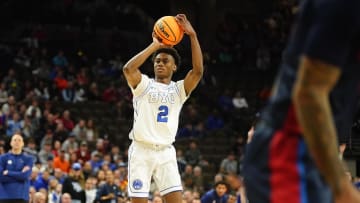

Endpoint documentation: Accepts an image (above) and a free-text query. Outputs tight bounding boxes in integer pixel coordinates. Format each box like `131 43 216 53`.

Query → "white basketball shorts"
128 141 183 198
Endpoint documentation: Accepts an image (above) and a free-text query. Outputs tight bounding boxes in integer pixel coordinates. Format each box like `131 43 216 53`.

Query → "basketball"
153 16 184 46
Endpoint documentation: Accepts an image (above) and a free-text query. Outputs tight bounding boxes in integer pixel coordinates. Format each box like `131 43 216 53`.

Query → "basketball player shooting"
122 14 203 203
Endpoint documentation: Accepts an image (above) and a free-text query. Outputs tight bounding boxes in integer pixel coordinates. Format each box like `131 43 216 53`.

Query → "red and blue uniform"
243 0 360 202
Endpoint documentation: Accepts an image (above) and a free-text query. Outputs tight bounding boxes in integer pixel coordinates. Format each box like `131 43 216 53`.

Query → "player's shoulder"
141 74 150 79
174 79 184 85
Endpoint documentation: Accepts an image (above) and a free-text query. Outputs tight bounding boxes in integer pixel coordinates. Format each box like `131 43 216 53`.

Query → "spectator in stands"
102 153 116 171
2 68 21 100
33 80 51 101
23 138 39 163
82 161 93 180
53 122 69 143
182 189 193 203
91 138 105 158
32 60 51 81
226 174 247 203
181 164 194 190
62 163 86 203
76 141 91 164
85 119 99 148
102 82 120 103
87 82 101 101
43 156 55 175
38 141 54 164
52 140 62 157
52 50 69 68
176 149 187 174
6 112 23 137
185 141 202 167
69 151 79 167
109 145 121 165
85 177 97 203
219 151 238 175
41 113 57 134
62 80 76 102
60 110 75 131
77 67 90 87
30 166 40 188
74 83 87 103
193 166 204 194
205 109 224 131
72 119 87 141
218 89 234 113
29 186 37 203
17 102 26 116
96 170 106 186
40 128 54 149
61 132 79 152
22 115 35 138
53 168 66 184
26 97 42 119
200 181 228 203
48 178 61 203
34 168 51 191
60 193 72 203
53 149 70 173
1 95 16 117
90 152 103 174
53 69 68 92
95 170 121 203
232 91 248 109
32 191 47 203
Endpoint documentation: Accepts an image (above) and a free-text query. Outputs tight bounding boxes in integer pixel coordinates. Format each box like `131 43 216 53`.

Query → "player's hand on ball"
152 32 173 48
175 14 196 36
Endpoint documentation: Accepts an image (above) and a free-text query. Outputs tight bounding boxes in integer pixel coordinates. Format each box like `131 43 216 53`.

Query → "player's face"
154 53 176 78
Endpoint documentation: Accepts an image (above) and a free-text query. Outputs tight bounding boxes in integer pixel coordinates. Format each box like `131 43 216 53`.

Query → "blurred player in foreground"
243 0 360 202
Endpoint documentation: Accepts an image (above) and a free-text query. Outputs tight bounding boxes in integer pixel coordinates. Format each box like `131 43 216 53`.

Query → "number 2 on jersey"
157 105 168 122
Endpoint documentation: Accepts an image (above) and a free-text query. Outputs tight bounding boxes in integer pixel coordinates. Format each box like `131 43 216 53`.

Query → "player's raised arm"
175 14 204 95
122 34 164 89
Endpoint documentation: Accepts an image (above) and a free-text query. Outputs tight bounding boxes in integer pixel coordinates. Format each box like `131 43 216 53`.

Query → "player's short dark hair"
152 47 181 67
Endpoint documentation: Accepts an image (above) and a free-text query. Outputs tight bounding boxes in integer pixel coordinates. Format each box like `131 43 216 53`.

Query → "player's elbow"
193 65 204 77
122 64 131 75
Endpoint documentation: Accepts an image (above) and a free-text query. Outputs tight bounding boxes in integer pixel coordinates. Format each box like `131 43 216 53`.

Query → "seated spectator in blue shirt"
34 168 51 191
200 180 228 203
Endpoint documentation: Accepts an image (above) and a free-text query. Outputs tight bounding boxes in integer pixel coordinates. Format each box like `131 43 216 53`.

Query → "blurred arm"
293 56 344 195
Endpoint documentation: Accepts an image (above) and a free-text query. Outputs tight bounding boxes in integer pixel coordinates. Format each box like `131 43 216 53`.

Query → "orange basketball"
153 16 184 46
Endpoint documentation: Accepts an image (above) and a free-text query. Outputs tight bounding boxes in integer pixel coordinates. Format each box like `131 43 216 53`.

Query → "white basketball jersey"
128 74 188 145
